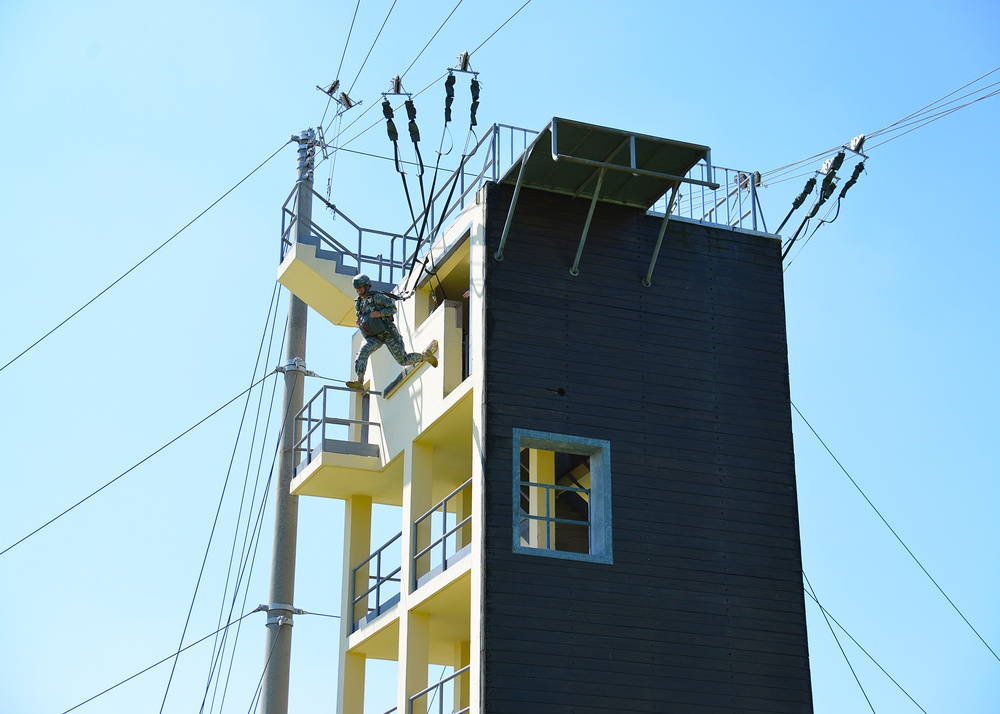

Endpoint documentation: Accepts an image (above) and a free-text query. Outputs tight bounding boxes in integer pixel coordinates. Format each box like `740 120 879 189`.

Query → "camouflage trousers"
354 324 423 380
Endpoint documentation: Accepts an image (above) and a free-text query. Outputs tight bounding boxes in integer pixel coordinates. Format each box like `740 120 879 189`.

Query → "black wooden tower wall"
481 182 813 713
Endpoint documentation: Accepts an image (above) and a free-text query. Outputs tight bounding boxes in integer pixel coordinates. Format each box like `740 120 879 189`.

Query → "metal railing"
413 479 472 587
650 165 767 232
293 385 380 471
351 531 402 631
409 666 471 714
280 185 419 285
280 123 767 286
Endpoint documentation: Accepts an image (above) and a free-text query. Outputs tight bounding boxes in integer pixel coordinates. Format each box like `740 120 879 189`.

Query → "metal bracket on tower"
643 185 679 287
275 357 316 377
569 166 607 276
265 602 305 627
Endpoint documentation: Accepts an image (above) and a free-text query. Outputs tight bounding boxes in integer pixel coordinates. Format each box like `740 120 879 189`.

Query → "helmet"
352 274 372 289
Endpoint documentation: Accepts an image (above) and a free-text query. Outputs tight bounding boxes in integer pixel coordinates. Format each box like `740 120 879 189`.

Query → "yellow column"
404 442 434 588
454 640 471 713
338 495 372 714
528 449 556 549
398 610 430 712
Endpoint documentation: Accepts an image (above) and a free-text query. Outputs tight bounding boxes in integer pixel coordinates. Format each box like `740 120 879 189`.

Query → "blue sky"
1 1 999 712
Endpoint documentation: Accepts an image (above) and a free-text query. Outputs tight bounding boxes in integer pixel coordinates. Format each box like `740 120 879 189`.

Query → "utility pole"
260 129 316 714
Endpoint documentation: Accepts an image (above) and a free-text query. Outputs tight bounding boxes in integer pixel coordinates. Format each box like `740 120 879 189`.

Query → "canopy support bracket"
643 186 678 288
570 166 607 276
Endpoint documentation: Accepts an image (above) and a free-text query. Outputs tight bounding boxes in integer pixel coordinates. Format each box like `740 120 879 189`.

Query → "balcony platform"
290 449 404 506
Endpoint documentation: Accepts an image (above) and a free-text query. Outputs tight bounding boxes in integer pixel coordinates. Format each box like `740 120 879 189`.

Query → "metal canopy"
495 118 719 285
498 117 718 210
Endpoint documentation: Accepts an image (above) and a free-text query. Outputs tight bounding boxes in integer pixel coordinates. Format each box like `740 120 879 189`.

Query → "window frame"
511 428 613 564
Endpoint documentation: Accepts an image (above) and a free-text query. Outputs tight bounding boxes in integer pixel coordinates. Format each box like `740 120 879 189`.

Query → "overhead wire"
802 574 929 713
60 606 265 714
324 0 533 158
0 369 278 558
0 139 293 377
399 0 465 82
319 0 363 130
203 290 286 714
791 401 1000 664
158 285 287 713
763 66 999 188
803 572 877 714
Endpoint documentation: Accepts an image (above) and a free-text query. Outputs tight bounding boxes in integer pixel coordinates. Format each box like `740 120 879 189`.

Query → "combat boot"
423 341 439 368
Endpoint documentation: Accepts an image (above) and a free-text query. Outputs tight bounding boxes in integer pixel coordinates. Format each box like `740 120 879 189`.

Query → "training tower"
277 118 813 713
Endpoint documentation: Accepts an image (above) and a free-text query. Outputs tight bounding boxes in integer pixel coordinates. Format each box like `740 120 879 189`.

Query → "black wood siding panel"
482 183 813 713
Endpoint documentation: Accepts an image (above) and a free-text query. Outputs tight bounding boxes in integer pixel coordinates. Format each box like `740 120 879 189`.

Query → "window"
512 429 612 564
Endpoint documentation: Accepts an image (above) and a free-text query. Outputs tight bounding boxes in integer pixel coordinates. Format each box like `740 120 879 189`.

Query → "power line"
399 0 465 81
347 0 399 97
803 571 876 714
803 573 929 713
791 400 1000 664
202 289 285 714
0 139 293 377
159 287 288 713
762 67 1000 187
0 369 278 558
326 0 533 157
60 606 265 714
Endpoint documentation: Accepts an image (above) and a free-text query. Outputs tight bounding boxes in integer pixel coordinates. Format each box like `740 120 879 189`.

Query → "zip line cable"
158 288 288 713
60 607 265 714
0 370 278 558
0 139 293 377
802 574 929 713
803 572 877 714
791 401 1000 664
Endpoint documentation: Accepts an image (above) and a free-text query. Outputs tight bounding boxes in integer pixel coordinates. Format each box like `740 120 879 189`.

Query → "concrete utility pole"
260 129 316 714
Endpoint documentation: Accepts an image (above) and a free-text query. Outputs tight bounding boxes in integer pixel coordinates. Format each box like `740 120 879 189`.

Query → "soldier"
346 273 437 390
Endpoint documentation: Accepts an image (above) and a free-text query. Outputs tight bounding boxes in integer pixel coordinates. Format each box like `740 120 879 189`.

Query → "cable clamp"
275 357 316 377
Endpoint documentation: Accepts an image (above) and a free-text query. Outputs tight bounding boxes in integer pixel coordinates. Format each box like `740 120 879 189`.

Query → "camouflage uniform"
353 291 424 382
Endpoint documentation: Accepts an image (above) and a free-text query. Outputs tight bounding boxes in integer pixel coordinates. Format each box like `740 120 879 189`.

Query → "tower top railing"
280 123 768 286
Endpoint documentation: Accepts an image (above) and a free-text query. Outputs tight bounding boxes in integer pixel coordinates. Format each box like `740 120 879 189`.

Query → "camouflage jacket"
355 291 397 322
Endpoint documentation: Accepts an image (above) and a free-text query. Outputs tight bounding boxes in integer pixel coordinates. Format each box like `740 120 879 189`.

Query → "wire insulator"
386 118 398 142
470 100 479 127
470 78 480 101
792 177 816 210
838 162 864 200
408 120 420 143
382 100 394 120
444 74 455 123
405 99 417 122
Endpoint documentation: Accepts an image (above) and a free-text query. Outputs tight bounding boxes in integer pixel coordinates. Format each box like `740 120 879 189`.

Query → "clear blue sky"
2 1 999 712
